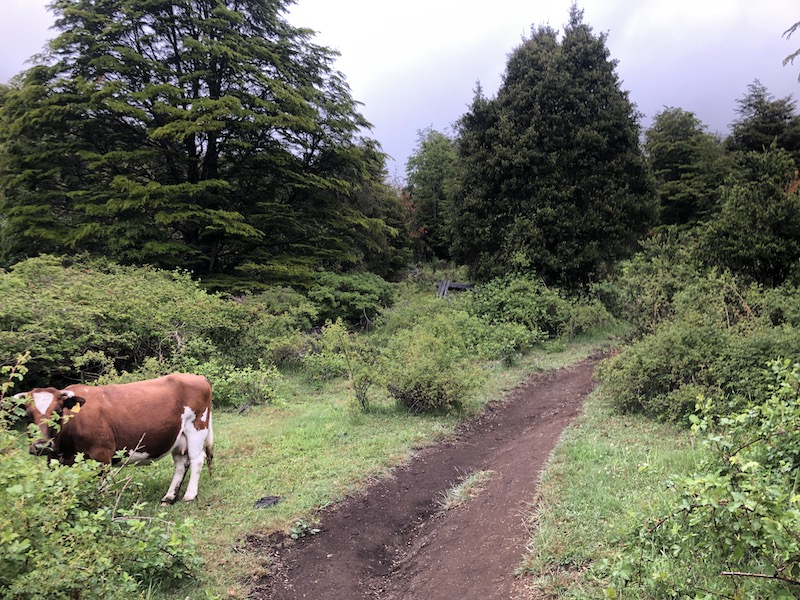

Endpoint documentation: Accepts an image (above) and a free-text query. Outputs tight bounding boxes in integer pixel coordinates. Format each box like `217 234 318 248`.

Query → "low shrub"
302 319 379 411
96 357 282 412
599 273 800 422
468 274 571 337
307 271 395 325
0 255 244 387
381 314 482 414
226 287 318 367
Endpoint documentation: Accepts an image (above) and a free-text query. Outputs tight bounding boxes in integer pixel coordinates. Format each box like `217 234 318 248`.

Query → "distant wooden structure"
436 280 474 298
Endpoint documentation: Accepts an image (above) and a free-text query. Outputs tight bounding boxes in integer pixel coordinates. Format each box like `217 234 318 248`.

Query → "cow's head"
13 388 86 458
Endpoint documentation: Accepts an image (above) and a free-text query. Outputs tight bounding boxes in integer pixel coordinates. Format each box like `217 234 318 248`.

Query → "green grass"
438 469 494 510
122 336 618 599
517 389 704 599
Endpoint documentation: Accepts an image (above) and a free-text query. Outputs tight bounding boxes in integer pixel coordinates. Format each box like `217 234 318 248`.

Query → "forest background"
1 1 800 598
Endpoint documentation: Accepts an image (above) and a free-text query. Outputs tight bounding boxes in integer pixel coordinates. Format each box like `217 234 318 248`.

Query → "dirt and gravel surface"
249 356 600 600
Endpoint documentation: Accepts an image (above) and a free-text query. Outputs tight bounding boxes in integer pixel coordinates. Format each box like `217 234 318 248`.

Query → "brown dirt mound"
249 356 600 600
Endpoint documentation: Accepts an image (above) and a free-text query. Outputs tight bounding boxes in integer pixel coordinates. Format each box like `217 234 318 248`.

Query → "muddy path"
250 357 599 600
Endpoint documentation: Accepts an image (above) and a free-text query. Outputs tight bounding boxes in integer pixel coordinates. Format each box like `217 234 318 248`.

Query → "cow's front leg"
161 449 188 505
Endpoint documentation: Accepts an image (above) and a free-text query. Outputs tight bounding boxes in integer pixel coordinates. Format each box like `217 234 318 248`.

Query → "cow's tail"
205 413 214 479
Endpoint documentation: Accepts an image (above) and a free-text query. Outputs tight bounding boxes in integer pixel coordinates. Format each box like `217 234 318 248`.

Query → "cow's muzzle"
29 440 54 457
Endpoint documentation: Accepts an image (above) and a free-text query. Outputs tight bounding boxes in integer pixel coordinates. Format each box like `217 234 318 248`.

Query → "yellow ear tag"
71 404 81 414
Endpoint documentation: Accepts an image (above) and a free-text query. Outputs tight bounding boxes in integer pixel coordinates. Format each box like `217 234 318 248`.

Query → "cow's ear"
61 392 85 412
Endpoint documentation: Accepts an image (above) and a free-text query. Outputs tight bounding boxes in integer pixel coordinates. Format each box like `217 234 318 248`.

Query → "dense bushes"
0 256 243 387
612 360 800 598
381 313 483 413
600 270 800 421
0 359 200 599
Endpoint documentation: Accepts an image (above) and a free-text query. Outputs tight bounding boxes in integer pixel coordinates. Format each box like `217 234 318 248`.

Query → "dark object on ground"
254 496 282 509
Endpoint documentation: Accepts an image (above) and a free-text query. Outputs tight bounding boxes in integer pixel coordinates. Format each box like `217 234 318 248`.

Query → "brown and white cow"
15 373 214 504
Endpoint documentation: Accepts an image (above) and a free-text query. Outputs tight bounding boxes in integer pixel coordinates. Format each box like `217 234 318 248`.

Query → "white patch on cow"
162 406 211 503
200 407 209 423
32 392 54 415
127 451 152 464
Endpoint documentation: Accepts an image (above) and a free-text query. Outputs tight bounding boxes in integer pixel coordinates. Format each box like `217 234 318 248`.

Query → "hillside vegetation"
1 2 800 598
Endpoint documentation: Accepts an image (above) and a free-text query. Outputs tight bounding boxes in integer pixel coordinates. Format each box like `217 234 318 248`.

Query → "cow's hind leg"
161 445 189 505
182 418 210 502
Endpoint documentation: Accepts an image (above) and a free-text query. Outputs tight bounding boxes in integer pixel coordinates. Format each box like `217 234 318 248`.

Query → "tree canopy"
404 127 457 260
644 107 729 227
726 80 800 161
448 6 656 287
0 0 406 286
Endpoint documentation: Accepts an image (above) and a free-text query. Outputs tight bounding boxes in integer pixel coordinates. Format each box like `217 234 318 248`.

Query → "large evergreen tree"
449 6 656 286
726 80 800 161
698 147 800 286
0 0 401 284
644 107 729 227
404 127 457 259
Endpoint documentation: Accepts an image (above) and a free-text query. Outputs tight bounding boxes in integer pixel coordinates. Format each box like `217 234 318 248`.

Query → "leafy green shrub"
612 360 800 598
0 359 200 599
447 310 543 366
563 296 616 339
227 288 317 367
197 360 282 411
612 229 700 332
599 273 800 421
468 274 570 337
307 271 395 325
302 319 379 410
96 357 282 412
0 255 246 386
381 314 483 414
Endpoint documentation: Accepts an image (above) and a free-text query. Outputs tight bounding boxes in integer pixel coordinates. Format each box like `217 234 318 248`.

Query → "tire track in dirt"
250 356 600 600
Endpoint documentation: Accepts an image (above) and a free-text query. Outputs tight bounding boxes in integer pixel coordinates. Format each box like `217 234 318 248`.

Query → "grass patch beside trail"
518 388 703 599
129 336 617 599
438 469 494 510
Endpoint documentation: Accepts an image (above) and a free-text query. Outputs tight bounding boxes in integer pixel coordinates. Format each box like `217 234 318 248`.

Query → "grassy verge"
517 387 704 599
126 336 618 598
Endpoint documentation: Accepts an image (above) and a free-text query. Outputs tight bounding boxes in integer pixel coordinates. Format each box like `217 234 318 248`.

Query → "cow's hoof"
182 496 197 503
160 496 176 506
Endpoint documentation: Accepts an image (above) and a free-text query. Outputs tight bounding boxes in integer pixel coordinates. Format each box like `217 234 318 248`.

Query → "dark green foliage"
698 147 800 286
0 0 405 286
726 80 800 161
449 7 656 287
404 127 458 259
307 271 395 325
644 107 730 226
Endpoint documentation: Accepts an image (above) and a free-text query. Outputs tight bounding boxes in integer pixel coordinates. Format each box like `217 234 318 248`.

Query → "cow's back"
65 373 212 462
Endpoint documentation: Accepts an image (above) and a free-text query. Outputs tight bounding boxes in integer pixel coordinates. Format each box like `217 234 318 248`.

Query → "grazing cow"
15 373 213 504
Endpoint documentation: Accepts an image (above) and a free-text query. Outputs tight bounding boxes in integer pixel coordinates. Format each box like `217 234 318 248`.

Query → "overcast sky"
1 1 798 180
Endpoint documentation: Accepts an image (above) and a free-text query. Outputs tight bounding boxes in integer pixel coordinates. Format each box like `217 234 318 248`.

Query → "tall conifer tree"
450 6 656 286
0 0 400 283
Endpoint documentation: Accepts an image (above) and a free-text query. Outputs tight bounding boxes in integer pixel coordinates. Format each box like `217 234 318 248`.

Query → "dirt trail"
250 357 599 600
